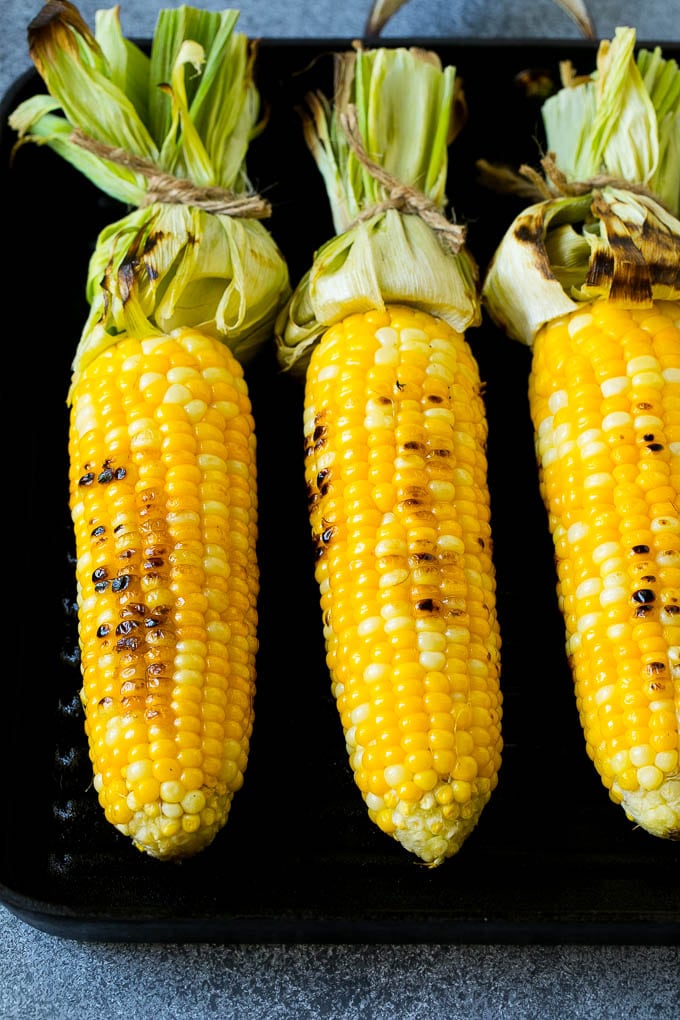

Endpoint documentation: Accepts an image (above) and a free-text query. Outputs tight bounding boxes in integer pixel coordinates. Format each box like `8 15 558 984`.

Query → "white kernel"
567 312 594 336
438 534 465 554
350 704 370 726
655 750 678 772
429 480 455 501
592 541 620 563
594 684 616 706
365 793 384 812
629 745 653 767
576 578 601 599
365 411 393 429
399 327 429 344
364 663 390 683
600 587 627 606
537 415 554 438
584 472 615 490
445 625 470 644
633 372 663 389
185 399 207 420
168 366 200 384
548 390 568 414
181 790 206 814
417 631 446 652
610 749 630 773
634 414 663 431
385 764 408 786
375 538 408 557
567 521 589 544
375 326 398 346
663 367 680 383
375 348 399 365
420 650 446 670
553 422 572 445
637 765 663 790
652 516 679 533
379 569 410 588
602 411 632 431
600 376 629 397
384 615 413 634
318 365 339 380
160 781 185 803
358 616 383 637
164 383 192 404
627 355 660 374
577 611 601 634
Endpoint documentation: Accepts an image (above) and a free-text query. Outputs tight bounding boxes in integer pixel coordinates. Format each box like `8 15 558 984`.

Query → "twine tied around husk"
70 127 272 218
339 104 466 255
477 151 668 209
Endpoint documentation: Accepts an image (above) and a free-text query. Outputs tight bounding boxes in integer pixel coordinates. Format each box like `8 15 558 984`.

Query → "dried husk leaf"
482 27 680 347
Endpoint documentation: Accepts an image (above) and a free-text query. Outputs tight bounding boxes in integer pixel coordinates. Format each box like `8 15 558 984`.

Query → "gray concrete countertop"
2 1 679 1017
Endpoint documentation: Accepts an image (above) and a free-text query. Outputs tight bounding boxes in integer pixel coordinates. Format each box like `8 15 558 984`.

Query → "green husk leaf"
482 28 680 347
541 26 680 214
8 2 290 388
276 45 480 376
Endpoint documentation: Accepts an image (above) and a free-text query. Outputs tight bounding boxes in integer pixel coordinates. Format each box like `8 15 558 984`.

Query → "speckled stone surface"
2 1 679 1017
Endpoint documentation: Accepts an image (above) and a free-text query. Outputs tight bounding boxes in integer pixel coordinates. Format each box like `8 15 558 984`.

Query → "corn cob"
278 46 502 866
482 28 680 838
70 329 257 857
10 2 289 858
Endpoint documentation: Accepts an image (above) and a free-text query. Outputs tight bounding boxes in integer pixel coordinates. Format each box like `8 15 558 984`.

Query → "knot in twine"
71 128 272 219
478 151 665 209
521 153 664 205
339 105 466 255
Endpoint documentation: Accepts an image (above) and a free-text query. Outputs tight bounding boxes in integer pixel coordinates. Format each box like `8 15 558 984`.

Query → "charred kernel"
98 697 113 708
96 624 110 638
116 620 140 636
632 589 656 604
322 527 335 543
79 473 95 486
120 603 147 618
92 567 108 582
634 605 654 617
98 468 114 483
116 635 143 651
91 526 106 537
114 467 127 479
415 598 441 613
631 545 651 555
144 557 164 569
111 574 132 592
94 580 109 593
645 662 666 674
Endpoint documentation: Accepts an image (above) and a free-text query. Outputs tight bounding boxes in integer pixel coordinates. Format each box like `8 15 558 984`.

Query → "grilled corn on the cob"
278 45 502 866
10 2 289 858
482 27 680 838
70 329 258 857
